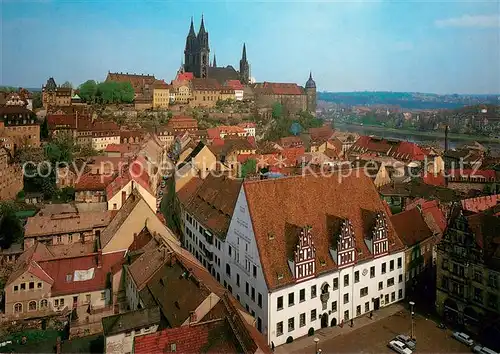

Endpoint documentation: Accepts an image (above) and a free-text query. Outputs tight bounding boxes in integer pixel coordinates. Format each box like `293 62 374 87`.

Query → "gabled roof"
101 191 142 247
390 208 434 247
254 82 304 95
243 171 404 290
184 175 243 240
75 172 117 191
191 78 222 91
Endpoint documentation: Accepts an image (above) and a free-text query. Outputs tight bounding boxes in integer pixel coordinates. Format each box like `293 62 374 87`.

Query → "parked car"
161 181 166 188
388 340 413 354
395 335 416 351
473 345 498 354
452 332 474 346
159 190 164 196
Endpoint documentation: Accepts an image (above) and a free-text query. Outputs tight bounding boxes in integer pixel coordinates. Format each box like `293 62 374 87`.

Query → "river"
335 123 500 151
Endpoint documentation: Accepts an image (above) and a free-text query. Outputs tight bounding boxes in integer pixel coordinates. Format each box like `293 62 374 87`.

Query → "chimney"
97 249 103 269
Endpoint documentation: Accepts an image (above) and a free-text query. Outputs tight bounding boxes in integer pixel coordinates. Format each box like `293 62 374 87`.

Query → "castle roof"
305 72 316 89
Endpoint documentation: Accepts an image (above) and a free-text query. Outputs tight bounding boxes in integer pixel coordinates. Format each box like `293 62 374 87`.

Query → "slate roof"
102 307 161 336
208 66 240 85
243 171 404 290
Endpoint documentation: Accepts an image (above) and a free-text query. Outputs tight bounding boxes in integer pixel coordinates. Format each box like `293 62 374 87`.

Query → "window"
311 309 317 321
28 301 37 311
170 343 177 352
288 317 295 332
277 296 283 310
370 266 375 278
331 301 337 312
398 289 403 299
253 265 257 278
13 285 18 292
344 310 349 321
236 274 240 287
343 293 349 304
258 293 262 308
354 271 359 283
276 322 283 336
228 245 232 257
365 302 370 312
14 303 22 313
385 294 389 304
391 292 396 302
66 274 72 282
344 274 349 287
360 287 368 297
86 294 91 303
246 282 249 296
333 277 339 290
20 283 26 290
299 289 305 302
387 277 395 287
399 274 403 283
251 287 255 301
378 281 383 290
226 264 231 276
288 292 294 306
311 285 317 298
381 263 387 274
40 299 48 309
356 305 361 316
298 313 306 328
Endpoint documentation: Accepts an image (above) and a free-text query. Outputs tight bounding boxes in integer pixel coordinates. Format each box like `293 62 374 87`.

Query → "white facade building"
178 172 406 347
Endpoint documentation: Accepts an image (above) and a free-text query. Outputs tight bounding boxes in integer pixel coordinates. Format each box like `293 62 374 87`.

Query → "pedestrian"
350 318 353 327
271 341 275 352
370 310 373 319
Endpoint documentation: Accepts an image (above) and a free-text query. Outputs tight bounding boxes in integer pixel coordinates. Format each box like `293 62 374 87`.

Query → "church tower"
184 17 197 74
239 43 250 84
196 15 210 78
305 72 317 116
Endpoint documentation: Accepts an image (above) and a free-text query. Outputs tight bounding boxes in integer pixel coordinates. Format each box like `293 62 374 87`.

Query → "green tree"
61 81 73 89
40 117 49 140
32 92 43 109
0 86 17 93
272 102 283 119
119 82 135 103
239 159 257 178
78 80 98 103
0 203 23 249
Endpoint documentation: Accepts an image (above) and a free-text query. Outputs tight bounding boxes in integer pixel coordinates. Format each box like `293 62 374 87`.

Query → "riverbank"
335 123 499 144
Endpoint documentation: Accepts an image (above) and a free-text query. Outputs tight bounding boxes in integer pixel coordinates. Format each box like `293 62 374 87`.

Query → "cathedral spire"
199 14 206 35
242 43 247 61
188 16 196 37
213 53 217 67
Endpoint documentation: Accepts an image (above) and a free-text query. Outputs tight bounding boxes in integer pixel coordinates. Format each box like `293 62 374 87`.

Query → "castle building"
42 78 72 110
183 16 250 85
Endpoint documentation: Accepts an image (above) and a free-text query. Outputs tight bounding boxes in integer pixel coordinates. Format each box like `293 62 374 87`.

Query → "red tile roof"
261 82 304 95
134 321 239 354
224 80 244 90
309 126 334 142
406 199 447 234
390 208 434 246
351 136 428 161
38 250 125 296
448 169 497 180
461 194 500 213
75 173 116 191
238 122 256 128
243 172 404 290
422 172 446 187
176 72 194 81
395 141 426 161
280 147 306 166
278 136 303 148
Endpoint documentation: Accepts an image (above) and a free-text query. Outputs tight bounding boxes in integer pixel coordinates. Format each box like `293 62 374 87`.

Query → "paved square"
288 310 471 353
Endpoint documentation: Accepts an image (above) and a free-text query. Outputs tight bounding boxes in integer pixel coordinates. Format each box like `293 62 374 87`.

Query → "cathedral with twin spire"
183 16 250 85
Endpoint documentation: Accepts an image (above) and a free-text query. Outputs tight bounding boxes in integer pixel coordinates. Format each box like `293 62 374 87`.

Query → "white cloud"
435 14 500 28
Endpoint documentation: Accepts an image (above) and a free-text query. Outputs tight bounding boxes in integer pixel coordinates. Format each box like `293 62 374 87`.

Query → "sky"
1 0 499 94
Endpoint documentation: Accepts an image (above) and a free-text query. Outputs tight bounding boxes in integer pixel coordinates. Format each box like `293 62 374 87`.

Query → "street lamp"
409 301 415 340
314 337 320 354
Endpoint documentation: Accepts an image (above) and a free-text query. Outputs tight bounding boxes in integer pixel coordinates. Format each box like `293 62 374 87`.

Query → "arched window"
40 299 48 309
14 303 22 313
28 301 37 311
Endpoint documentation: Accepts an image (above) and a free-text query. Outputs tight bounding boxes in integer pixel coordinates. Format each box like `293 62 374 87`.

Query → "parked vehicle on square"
388 340 413 354
473 345 498 354
395 335 416 351
452 332 474 346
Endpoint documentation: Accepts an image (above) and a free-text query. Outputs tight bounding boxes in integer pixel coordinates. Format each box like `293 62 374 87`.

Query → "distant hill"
318 91 499 110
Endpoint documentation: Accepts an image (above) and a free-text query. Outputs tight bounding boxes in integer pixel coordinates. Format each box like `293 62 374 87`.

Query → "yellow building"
42 77 72 109
153 80 170 109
